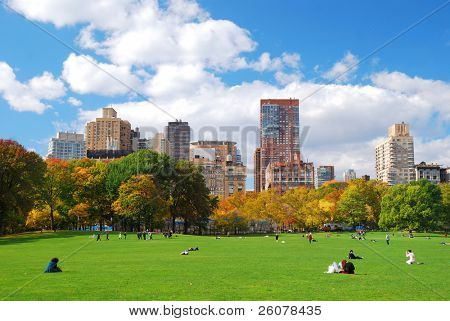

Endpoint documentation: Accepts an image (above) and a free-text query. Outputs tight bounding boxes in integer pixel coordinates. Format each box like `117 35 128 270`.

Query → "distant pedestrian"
275 233 279 242
137 231 141 240
118 232 122 240
143 231 147 240
96 233 101 241
106 231 109 240
149 231 153 240
386 234 390 245
124 231 127 240
307 232 313 244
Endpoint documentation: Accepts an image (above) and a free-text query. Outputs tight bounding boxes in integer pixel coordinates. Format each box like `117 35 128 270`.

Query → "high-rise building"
152 132 166 154
343 169 356 182
47 132 85 160
85 108 132 154
254 148 261 192
314 165 335 188
375 122 415 185
255 98 302 191
165 120 190 160
190 141 246 197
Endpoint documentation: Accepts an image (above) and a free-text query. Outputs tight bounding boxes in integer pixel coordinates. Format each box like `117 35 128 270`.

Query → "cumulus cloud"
322 52 359 83
0 62 65 113
62 53 141 96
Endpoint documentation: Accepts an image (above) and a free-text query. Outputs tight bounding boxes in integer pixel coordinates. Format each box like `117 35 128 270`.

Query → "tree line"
0 139 448 235
213 178 449 234
0 140 216 235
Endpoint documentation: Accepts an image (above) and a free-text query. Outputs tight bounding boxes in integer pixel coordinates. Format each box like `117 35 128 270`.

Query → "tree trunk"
50 206 55 231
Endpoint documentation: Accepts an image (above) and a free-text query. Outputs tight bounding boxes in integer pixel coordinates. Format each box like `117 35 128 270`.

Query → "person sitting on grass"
339 260 355 274
348 250 363 259
325 261 340 273
188 247 199 251
405 249 423 265
44 258 62 273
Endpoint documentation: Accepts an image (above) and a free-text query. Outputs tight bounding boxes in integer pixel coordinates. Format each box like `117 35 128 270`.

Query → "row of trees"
213 179 449 233
1 139 448 235
0 140 216 235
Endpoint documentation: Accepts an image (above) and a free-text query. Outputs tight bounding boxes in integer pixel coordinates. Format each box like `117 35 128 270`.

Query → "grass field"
0 231 449 301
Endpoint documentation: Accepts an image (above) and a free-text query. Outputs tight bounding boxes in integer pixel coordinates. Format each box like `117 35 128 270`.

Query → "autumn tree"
113 175 168 230
36 159 73 231
0 140 45 234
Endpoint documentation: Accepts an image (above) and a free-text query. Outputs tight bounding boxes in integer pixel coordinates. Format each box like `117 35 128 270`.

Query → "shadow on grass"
0 231 89 246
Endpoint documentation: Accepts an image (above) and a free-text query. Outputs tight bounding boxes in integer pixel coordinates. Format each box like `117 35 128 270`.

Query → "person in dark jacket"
44 258 62 273
348 250 363 259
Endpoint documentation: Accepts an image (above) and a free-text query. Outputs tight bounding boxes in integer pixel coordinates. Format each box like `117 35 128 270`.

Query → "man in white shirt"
406 250 416 264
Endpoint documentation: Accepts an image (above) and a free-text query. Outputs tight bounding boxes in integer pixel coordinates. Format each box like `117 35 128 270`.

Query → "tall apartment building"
152 132 166 154
85 108 132 155
375 122 415 185
314 165 335 188
255 98 301 192
131 127 152 151
47 132 85 160
343 169 356 182
165 120 190 161
190 141 246 197
254 148 261 191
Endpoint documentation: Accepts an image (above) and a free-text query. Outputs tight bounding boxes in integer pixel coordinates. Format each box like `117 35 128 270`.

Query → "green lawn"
0 231 449 300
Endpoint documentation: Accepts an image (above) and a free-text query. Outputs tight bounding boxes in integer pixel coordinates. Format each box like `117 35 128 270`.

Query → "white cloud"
0 62 65 113
62 53 141 96
76 71 450 181
67 97 82 106
323 52 359 83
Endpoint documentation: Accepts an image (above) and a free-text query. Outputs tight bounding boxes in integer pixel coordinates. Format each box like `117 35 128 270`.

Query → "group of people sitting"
326 250 362 274
180 247 199 255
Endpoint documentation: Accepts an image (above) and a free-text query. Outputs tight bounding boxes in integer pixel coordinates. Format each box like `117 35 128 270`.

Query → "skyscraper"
314 165 335 188
47 132 85 160
85 107 132 154
343 169 356 182
255 98 312 192
375 122 415 185
165 120 190 161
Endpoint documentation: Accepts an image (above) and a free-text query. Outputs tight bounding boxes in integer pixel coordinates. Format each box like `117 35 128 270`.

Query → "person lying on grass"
181 250 189 255
44 258 62 273
348 249 364 259
188 247 199 251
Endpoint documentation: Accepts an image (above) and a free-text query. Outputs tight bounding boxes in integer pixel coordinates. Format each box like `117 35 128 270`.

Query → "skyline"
1 0 449 189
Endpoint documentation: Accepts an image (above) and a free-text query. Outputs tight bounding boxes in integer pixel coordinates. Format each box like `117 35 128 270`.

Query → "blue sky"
0 0 449 187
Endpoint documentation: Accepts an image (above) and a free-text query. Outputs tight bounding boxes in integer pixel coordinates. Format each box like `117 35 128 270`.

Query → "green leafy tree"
379 180 444 231
337 179 388 227
0 140 45 234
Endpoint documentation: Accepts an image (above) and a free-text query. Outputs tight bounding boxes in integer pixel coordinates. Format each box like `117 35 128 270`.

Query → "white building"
375 122 415 185
47 132 85 160
343 169 356 182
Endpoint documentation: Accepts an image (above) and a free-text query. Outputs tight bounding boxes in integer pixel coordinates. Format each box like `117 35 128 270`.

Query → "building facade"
375 122 415 185
152 132 166 154
256 98 301 192
190 141 246 197
343 169 356 182
314 165 335 188
47 132 85 160
264 159 314 192
165 120 190 160
415 162 443 184
254 147 261 192
85 108 132 154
